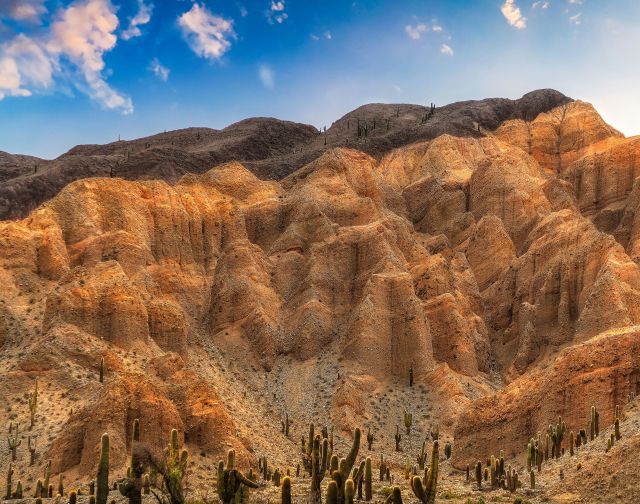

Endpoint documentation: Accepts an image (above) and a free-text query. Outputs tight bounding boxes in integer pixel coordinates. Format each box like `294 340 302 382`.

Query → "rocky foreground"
1 90 640 503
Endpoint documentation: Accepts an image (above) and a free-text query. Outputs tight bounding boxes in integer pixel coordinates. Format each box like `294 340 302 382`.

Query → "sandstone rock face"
2 92 640 493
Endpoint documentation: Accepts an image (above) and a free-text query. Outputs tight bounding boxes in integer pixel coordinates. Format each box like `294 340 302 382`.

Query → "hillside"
0 90 571 221
1 90 639 504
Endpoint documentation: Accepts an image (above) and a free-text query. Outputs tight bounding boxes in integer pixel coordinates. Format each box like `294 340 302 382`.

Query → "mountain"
0 89 571 221
1 89 639 503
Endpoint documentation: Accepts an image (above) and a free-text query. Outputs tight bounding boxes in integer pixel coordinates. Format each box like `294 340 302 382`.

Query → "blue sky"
1 0 639 159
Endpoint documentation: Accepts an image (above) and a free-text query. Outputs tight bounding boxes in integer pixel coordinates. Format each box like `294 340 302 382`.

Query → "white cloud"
568 0 582 4
501 0 527 29
324 31 332 40
0 0 47 23
267 1 288 24
405 23 428 40
178 3 235 61
0 0 132 114
149 58 169 81
47 0 132 113
310 34 320 41
0 34 53 99
258 64 274 89
121 0 153 41
432 24 443 32
532 1 550 8
440 43 454 56
239 5 248 17
569 12 582 24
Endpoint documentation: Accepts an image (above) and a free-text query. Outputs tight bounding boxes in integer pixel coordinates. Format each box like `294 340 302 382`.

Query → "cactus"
475 461 482 489
118 419 143 504
379 455 386 481
58 474 64 498
410 440 438 504
530 469 535 489
89 497 95 504
28 379 38 428
366 427 374 450
8 422 22 461
351 461 365 499
281 413 291 437
28 436 37 466
444 442 451 460
416 439 426 469
394 425 402 452
69 490 77 504
5 463 13 500
96 433 110 504
384 487 403 504
615 418 621 440
329 427 361 504
466 464 469 482
217 449 258 504
34 479 43 498
309 434 328 504
615 404 620 420
550 417 565 459
42 459 51 497
409 365 414 387
273 469 281 487
14 480 22 499
89 480 95 496
281 476 292 504
326 481 338 504
99 357 104 382
403 411 413 435
364 457 372 501
345 479 354 504
429 425 439 442
569 431 574 456
590 406 597 440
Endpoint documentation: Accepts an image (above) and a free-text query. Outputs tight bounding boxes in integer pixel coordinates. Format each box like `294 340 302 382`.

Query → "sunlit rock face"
2 91 640 493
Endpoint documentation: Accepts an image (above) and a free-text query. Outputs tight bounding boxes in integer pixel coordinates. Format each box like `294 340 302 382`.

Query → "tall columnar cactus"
569 431 574 456
550 417 565 459
326 481 338 504
475 461 482 489
217 449 258 504
444 442 451 460
410 440 438 504
379 455 386 481
409 366 414 387
8 422 22 461
281 414 291 437
345 479 355 504
119 419 143 504
329 427 361 504
69 490 77 504
366 427 374 450
28 436 37 466
394 426 402 452
34 479 43 498
99 358 104 383
58 474 64 498
96 433 110 504
530 470 535 489
281 476 292 504
14 480 22 499
43 459 51 497
5 463 13 500
403 411 413 435
385 487 403 504
29 379 38 429
416 440 426 469
590 406 600 440
615 418 621 440
364 457 372 501
310 435 329 504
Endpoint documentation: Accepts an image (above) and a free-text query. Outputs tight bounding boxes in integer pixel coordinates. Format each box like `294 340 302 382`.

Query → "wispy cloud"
149 58 169 81
121 0 153 41
432 23 443 32
405 23 428 40
178 3 235 61
0 0 47 23
267 1 288 24
532 1 550 8
440 43 454 56
0 0 132 113
568 0 582 4
569 12 582 24
258 64 274 89
501 0 527 29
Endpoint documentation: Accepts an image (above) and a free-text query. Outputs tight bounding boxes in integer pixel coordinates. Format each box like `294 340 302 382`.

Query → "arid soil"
1 90 639 503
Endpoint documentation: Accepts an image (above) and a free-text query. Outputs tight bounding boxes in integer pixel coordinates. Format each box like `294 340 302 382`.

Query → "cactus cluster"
7 423 22 462
410 440 438 504
217 449 258 504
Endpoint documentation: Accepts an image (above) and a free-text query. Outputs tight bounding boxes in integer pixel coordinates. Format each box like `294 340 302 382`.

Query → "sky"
1 0 639 159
